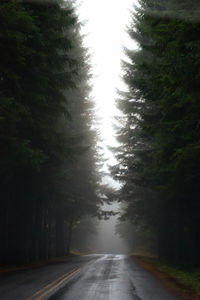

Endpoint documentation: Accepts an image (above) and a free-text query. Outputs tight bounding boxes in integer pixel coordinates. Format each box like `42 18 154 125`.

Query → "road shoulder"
132 256 200 300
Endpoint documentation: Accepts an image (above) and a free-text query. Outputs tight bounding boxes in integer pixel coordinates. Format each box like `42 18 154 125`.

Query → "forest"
113 0 200 267
0 0 105 265
1 0 200 270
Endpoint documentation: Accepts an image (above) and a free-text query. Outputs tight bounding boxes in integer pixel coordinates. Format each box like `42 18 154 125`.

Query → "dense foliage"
0 0 102 264
113 0 200 266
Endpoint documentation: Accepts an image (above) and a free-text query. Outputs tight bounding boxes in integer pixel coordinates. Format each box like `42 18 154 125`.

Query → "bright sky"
77 0 137 177
77 0 138 247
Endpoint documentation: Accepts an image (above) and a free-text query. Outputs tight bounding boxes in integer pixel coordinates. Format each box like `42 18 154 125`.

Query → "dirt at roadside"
0 255 76 275
132 256 200 300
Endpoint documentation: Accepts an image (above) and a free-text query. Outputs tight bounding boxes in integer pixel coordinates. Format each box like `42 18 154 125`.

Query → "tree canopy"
112 0 200 266
0 0 103 264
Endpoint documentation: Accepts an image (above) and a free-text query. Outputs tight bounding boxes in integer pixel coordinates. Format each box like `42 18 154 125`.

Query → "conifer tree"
113 0 200 266
0 0 103 264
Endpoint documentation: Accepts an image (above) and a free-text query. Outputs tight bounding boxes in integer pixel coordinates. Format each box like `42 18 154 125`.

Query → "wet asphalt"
49 254 181 300
0 254 181 300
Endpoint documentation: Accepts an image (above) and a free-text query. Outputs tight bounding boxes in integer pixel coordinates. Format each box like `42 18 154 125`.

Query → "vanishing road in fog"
0 255 181 300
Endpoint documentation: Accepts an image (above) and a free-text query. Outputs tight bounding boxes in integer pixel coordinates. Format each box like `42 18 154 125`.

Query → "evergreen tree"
0 0 103 264
113 0 200 266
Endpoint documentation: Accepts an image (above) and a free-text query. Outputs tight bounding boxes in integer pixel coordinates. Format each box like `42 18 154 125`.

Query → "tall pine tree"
113 0 200 266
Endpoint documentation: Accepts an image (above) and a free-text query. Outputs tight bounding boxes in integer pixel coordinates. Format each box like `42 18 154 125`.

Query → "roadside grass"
0 254 80 274
70 249 82 255
137 256 200 296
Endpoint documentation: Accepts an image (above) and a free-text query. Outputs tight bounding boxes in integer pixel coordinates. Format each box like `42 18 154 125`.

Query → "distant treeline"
113 0 200 266
0 0 102 264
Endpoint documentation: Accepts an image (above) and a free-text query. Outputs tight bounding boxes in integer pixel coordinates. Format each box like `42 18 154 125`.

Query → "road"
0 254 181 300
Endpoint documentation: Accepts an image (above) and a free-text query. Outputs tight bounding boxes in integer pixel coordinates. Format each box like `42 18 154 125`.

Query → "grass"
0 254 79 274
139 256 200 296
70 249 82 255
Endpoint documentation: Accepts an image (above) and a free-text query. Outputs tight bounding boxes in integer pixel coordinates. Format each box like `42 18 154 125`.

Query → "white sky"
77 0 137 177
76 0 138 249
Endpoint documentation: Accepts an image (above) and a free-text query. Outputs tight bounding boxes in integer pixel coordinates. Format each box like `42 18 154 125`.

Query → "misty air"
0 0 200 299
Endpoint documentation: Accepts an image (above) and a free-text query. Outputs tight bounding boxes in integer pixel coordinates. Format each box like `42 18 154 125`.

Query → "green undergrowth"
138 256 200 296
70 249 82 255
0 254 79 273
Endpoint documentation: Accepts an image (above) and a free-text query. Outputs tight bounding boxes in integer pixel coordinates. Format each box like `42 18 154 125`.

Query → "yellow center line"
35 268 80 300
26 268 80 300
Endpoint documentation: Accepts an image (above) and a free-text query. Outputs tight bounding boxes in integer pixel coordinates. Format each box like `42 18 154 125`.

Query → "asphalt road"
0 254 181 300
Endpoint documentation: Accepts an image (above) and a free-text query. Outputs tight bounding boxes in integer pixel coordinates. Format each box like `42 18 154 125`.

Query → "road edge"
0 255 81 275
131 255 200 300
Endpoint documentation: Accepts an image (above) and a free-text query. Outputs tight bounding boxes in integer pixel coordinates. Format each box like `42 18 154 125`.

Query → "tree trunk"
66 218 73 255
55 208 65 257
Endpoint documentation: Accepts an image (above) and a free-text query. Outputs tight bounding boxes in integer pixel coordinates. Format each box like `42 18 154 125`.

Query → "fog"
95 218 128 254
94 203 129 254
76 1 133 255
